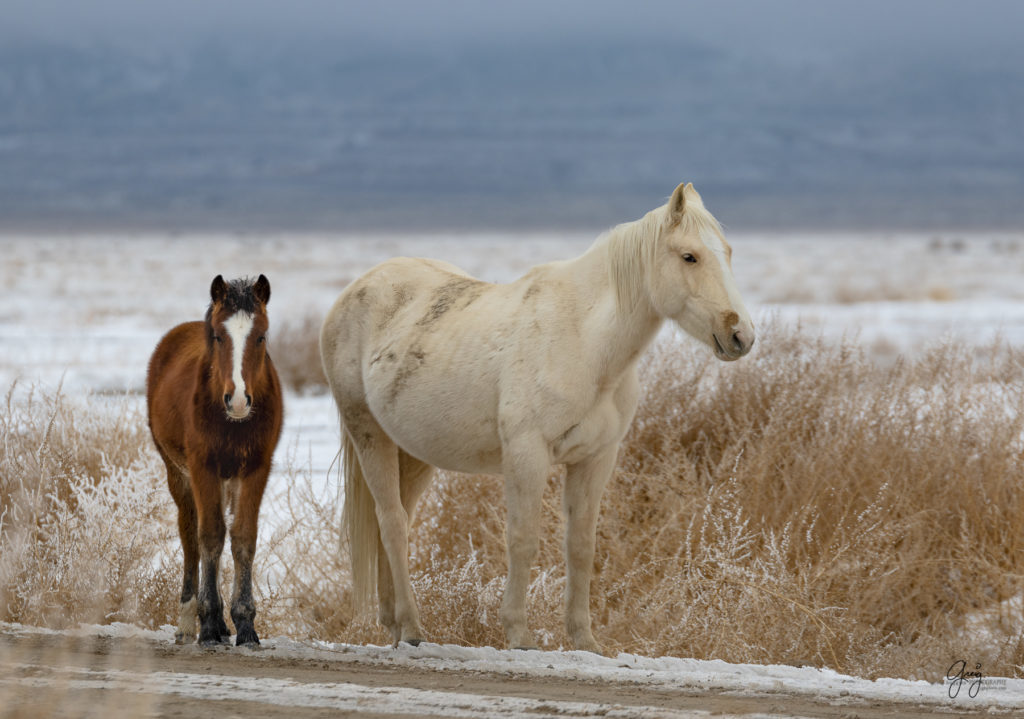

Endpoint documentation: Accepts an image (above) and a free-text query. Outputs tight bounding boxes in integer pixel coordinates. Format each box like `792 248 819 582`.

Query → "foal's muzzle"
223 392 253 419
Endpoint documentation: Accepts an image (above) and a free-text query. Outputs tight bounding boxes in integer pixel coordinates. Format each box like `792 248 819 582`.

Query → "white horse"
320 183 754 652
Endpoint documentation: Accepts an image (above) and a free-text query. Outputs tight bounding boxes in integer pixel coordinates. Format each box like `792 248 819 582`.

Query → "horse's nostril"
245 393 252 407
223 394 232 407
731 331 744 352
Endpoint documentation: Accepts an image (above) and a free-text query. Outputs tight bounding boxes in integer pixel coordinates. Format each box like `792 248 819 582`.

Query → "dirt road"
0 629 1001 718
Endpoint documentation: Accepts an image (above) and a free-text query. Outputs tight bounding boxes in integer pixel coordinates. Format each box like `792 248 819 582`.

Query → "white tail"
342 429 379 612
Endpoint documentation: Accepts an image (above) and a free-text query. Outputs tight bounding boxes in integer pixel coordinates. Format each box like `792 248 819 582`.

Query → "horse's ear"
668 183 687 225
210 275 227 304
254 274 271 305
684 182 703 205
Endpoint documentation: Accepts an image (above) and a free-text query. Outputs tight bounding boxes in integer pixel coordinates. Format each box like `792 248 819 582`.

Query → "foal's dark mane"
204 277 264 348
205 277 262 323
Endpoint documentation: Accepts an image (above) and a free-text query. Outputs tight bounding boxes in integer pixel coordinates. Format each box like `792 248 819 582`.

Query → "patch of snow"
3 623 1020 711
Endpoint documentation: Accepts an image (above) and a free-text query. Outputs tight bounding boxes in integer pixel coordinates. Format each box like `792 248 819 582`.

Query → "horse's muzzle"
713 326 755 361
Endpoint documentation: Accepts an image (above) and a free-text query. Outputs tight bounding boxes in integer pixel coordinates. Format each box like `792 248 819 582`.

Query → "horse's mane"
603 200 723 311
205 277 261 325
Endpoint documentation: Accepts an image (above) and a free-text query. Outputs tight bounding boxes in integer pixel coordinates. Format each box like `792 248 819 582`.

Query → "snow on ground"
2 622 1021 713
3 230 1023 489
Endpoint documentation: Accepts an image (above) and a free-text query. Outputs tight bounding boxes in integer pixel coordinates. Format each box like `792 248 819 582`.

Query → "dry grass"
0 384 180 628
3 326 1024 682
271 312 327 394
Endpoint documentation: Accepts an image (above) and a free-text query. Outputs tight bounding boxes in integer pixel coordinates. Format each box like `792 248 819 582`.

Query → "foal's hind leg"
376 451 435 643
164 459 200 644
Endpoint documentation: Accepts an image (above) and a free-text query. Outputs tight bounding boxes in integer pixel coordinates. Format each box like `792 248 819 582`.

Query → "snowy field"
3 231 1024 714
4 230 1024 484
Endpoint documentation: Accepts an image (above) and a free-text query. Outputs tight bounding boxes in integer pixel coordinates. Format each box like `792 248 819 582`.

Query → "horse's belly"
364 371 503 474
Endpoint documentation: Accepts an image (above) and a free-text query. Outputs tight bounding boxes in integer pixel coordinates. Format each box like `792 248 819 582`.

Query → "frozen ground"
1 622 1020 716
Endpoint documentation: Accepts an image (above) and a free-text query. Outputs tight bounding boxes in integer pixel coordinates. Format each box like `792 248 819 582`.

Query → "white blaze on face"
224 311 255 417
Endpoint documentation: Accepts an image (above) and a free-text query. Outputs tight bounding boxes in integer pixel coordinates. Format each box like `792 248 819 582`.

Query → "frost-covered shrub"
0 385 179 627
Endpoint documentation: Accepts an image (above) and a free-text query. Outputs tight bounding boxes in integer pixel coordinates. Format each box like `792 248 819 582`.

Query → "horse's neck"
562 226 664 377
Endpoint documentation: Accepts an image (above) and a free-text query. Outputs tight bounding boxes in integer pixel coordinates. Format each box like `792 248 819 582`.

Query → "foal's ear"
667 182 688 225
210 275 227 304
254 274 271 305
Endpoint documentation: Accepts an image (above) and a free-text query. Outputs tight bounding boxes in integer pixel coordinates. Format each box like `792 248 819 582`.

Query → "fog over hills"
1 1 1022 231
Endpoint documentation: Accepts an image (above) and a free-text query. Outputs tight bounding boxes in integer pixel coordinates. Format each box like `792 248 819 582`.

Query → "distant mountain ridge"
1 37 1022 230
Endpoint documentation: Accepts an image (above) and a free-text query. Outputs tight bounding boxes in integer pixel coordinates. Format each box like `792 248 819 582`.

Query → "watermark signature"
945 660 1006 698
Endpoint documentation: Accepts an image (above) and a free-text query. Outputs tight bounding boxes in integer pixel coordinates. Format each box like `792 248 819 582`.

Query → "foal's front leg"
230 472 268 646
192 466 230 645
500 434 549 649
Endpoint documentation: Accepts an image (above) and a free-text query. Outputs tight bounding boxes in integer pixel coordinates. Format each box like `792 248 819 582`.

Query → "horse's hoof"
392 638 423 648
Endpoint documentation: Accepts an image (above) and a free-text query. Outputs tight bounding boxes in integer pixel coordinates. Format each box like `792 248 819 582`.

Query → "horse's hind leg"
229 473 268 646
349 419 425 646
376 451 435 643
164 458 200 644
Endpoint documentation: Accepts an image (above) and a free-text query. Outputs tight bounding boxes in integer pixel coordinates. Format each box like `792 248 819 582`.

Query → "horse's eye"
257 336 265 344
214 335 223 343
682 253 698 264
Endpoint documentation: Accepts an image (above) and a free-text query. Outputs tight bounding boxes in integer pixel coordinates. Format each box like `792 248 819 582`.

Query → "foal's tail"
342 430 378 612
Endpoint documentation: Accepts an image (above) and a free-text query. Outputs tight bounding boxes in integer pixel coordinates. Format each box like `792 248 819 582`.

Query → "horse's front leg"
500 434 550 649
192 466 229 645
229 472 268 646
563 446 617 654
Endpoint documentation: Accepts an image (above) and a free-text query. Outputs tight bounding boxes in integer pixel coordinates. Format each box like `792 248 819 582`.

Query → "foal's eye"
682 253 698 264
257 336 265 344
214 335 223 343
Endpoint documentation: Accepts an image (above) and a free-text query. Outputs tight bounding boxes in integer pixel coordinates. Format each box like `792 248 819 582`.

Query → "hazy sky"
5 0 1024 59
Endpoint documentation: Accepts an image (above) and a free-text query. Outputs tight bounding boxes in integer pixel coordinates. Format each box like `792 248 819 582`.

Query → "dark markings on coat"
377 284 417 330
388 346 428 402
416 278 483 328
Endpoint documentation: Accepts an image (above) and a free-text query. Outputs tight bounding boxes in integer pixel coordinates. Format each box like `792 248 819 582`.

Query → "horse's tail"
342 428 378 613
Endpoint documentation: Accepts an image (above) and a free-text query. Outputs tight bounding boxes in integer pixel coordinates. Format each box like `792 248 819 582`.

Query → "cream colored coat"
320 183 754 652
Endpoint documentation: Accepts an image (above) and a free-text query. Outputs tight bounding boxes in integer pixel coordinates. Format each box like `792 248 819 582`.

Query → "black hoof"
235 627 260 647
404 638 421 647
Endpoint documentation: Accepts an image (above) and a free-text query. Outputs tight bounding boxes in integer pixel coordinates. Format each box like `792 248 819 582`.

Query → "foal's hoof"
235 627 260 647
198 630 230 647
